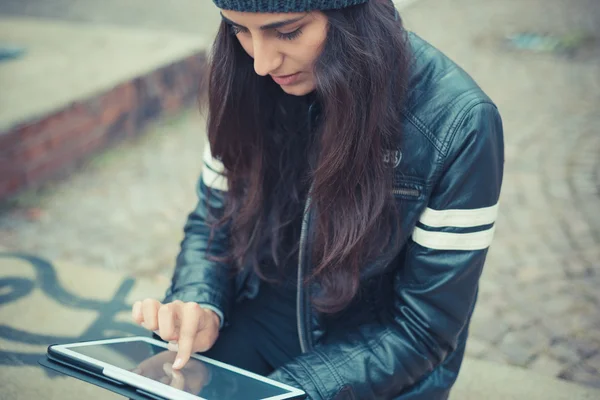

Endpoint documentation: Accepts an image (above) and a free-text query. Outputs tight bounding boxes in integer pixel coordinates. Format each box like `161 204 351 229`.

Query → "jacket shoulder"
403 32 498 154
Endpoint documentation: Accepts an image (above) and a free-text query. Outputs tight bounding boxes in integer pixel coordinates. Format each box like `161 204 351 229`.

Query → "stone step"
0 16 213 200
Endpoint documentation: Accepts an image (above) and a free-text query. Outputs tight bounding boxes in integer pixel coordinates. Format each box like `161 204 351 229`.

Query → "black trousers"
201 283 302 376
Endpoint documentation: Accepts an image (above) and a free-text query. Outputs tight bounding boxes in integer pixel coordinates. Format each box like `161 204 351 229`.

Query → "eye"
276 28 303 41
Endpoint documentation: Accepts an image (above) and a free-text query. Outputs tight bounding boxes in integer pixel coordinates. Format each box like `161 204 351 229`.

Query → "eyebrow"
220 13 306 30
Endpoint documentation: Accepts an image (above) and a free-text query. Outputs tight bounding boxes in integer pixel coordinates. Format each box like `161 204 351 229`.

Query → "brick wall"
0 52 208 201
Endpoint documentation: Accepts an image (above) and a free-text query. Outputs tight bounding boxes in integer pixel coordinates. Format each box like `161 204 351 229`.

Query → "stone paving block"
501 309 536 330
465 336 491 358
506 287 549 315
540 293 590 316
580 328 600 344
549 312 600 339
575 278 600 299
469 314 511 345
476 278 503 298
471 300 499 321
560 363 600 389
516 264 548 284
480 294 512 315
497 326 554 367
549 341 586 365
542 316 578 341
542 227 577 255
580 247 600 267
547 180 573 200
476 346 509 364
528 354 568 378
569 337 600 359
586 353 600 374
497 336 538 367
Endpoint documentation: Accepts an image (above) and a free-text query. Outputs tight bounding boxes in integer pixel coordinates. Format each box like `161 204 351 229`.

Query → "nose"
251 38 283 77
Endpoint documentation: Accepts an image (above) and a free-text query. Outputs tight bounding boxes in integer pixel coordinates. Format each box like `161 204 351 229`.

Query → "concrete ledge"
452 357 600 399
0 18 212 199
0 17 210 131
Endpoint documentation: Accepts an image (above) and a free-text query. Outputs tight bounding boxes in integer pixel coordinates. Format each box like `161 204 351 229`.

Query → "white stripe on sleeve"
412 226 496 251
201 143 228 191
418 204 498 228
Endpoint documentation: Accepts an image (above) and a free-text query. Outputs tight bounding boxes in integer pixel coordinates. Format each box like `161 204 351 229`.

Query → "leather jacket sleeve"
162 144 234 326
268 102 504 399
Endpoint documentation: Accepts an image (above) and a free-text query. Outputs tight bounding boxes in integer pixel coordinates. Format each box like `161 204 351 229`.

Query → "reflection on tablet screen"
70 341 288 400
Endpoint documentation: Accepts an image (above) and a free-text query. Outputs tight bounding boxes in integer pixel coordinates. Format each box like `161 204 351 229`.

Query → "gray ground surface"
0 0 221 34
1 0 599 390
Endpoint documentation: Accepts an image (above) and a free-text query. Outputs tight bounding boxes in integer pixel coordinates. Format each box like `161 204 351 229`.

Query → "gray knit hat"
213 0 369 13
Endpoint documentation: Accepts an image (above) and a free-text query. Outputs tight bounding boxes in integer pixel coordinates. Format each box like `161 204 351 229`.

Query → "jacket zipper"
296 195 312 354
393 187 420 198
296 101 317 354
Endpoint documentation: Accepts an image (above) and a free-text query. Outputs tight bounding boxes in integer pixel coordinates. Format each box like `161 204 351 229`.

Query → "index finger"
173 302 202 370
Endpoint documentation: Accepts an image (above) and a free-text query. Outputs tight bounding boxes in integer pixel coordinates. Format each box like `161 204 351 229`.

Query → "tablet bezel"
49 336 305 400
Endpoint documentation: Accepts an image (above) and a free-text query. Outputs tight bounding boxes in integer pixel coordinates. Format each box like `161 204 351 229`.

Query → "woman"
132 0 504 398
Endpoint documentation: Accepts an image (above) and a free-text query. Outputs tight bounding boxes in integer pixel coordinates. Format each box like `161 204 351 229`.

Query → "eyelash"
229 25 303 41
277 29 303 41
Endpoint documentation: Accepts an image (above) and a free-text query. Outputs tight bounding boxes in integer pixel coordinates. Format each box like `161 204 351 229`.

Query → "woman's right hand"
132 299 220 370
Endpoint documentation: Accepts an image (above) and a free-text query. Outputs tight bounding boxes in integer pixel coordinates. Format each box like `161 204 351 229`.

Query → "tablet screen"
69 340 289 400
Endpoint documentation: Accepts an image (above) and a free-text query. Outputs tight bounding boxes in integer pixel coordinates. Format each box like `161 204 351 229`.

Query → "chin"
281 82 315 97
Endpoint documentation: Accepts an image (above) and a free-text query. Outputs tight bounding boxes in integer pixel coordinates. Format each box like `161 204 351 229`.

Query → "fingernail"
173 358 183 370
141 322 147 329
131 368 142 374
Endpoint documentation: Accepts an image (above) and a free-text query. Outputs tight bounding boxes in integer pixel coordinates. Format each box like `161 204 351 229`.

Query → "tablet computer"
48 337 306 400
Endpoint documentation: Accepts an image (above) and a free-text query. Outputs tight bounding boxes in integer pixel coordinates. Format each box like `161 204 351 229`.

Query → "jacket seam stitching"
330 328 395 370
401 109 444 153
430 99 497 184
291 358 329 398
444 99 497 151
315 350 346 393
429 89 481 145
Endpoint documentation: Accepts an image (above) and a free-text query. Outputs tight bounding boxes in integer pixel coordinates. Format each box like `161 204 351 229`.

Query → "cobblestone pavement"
407 0 600 388
1 0 600 389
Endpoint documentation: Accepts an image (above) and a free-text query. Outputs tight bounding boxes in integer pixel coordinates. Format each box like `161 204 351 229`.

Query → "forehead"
220 10 310 27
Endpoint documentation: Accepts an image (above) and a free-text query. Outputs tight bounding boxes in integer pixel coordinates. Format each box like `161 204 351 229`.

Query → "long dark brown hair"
206 0 410 313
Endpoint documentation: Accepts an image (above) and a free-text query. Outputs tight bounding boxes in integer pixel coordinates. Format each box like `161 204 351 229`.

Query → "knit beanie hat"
212 0 369 13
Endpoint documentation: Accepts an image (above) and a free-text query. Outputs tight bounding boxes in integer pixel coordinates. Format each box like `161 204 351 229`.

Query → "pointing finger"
173 302 202 370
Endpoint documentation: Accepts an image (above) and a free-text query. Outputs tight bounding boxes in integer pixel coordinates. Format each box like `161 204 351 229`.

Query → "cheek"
297 47 321 72
303 33 327 67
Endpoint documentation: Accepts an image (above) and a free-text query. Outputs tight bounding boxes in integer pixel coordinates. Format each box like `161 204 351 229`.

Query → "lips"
271 72 301 86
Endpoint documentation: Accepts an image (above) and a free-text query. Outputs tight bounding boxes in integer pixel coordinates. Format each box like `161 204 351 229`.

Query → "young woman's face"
220 11 328 96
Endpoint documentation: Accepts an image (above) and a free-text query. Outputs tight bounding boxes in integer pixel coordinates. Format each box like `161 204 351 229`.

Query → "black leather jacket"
163 32 504 400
